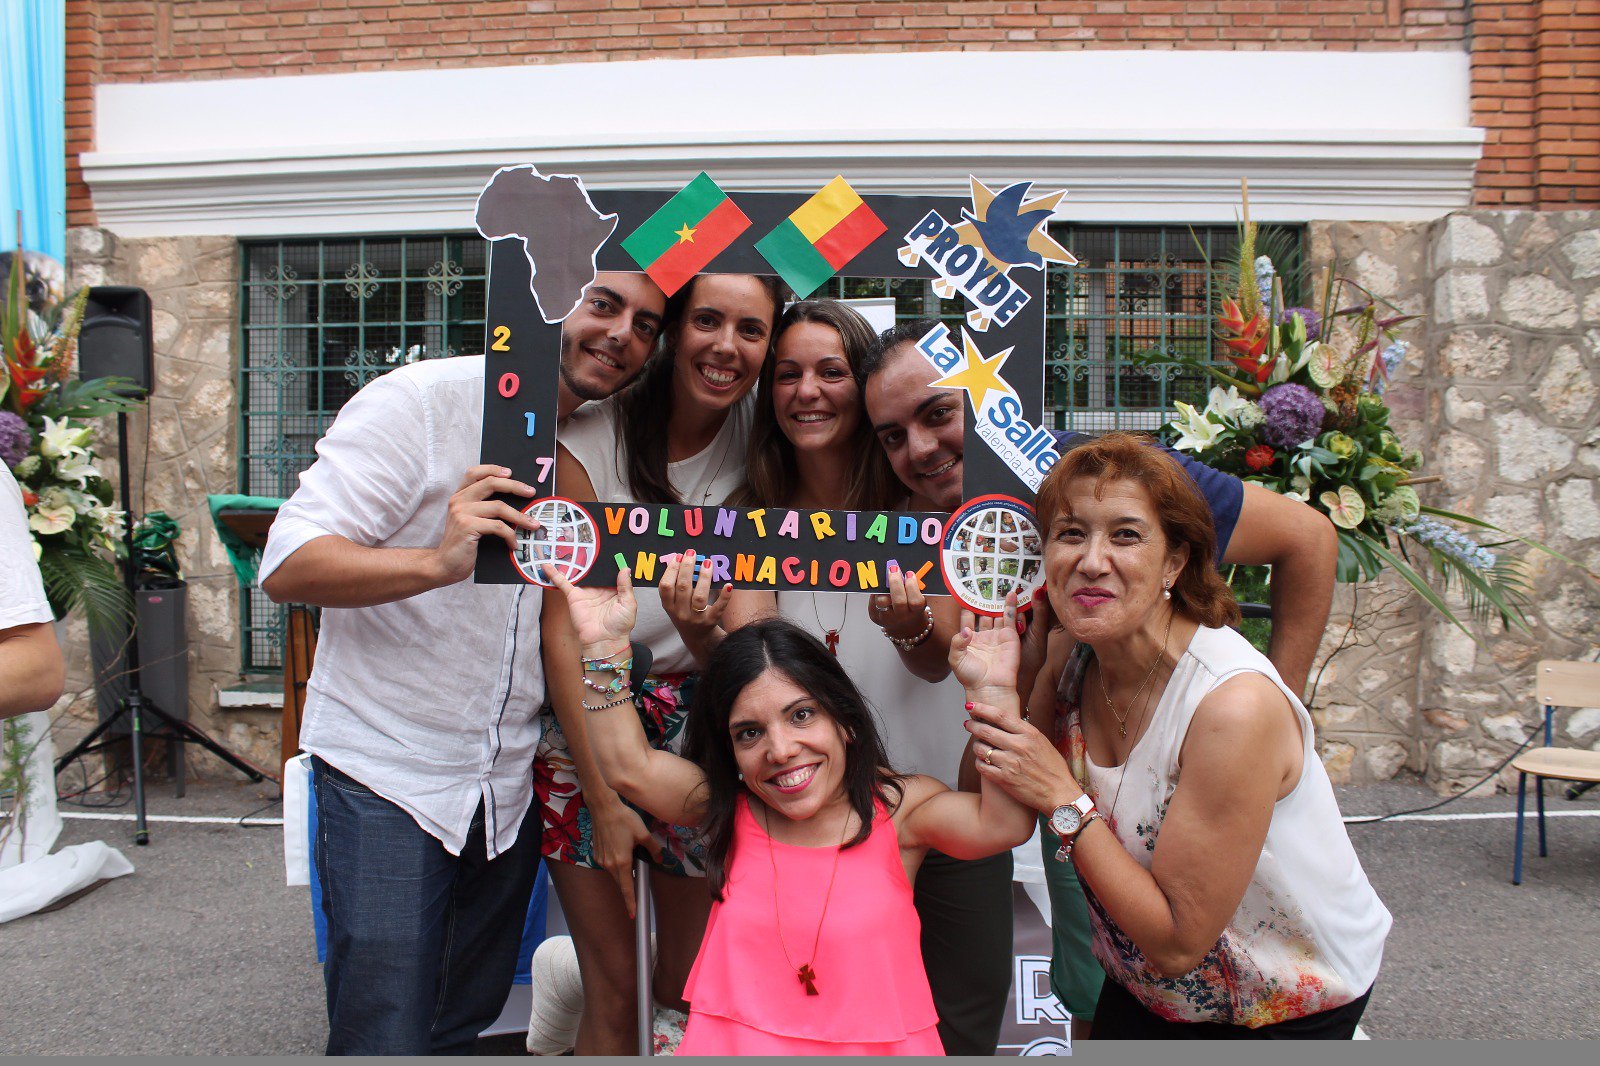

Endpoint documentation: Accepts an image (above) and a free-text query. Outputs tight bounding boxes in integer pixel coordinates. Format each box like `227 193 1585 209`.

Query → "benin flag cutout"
755 176 886 298
621 173 751 297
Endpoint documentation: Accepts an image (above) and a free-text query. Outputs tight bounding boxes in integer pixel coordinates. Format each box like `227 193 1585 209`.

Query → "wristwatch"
1049 795 1099 862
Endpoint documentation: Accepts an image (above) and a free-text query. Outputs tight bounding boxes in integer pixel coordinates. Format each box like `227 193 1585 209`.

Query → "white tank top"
560 392 753 674
1058 624 1391 1027
778 590 968 785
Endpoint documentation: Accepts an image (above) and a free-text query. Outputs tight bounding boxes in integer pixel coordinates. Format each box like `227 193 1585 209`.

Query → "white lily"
29 504 76 536
39 415 91 459
1204 385 1255 424
54 452 100 486
90 503 126 540
1169 401 1226 452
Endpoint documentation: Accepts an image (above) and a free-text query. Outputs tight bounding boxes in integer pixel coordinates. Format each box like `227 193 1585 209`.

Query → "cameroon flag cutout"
755 176 887 298
620 173 751 297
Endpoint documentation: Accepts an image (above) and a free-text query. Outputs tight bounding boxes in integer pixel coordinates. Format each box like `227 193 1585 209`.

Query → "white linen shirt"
259 356 544 859
2 465 53 630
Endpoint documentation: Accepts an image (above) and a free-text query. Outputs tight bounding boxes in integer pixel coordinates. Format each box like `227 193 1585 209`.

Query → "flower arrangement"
1139 206 1544 638
1 244 140 633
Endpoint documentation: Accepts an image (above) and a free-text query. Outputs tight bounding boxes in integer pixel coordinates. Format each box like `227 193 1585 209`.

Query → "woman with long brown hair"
535 273 786 1054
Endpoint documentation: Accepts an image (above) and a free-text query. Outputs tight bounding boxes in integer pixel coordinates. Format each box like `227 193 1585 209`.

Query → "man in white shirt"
1 464 65 719
261 272 665 1054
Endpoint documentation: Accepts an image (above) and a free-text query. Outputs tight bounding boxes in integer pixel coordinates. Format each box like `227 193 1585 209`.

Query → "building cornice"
84 50 1483 236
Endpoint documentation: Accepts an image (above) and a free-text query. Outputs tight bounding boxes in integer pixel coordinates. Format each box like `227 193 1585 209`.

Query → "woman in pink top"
542 564 1036 1055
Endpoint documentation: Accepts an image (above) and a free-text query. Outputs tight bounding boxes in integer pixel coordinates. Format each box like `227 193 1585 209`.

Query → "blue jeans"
312 756 541 1055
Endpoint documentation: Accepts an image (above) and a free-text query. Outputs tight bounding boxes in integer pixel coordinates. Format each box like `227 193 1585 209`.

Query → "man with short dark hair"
261 270 665 1055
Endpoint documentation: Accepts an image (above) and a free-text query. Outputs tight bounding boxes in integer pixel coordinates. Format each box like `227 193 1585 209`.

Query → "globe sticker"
940 495 1045 616
511 497 600 587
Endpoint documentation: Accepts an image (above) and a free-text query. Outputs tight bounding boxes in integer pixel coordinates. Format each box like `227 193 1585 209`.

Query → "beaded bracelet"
582 693 636 712
582 672 629 695
582 653 632 672
881 605 935 652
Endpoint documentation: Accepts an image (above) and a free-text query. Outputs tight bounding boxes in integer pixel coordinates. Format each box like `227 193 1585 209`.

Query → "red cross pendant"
797 963 819 996
824 629 840 655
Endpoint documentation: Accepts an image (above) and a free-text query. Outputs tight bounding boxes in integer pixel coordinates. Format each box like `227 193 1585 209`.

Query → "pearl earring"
1163 582 1172 600
737 772 744 781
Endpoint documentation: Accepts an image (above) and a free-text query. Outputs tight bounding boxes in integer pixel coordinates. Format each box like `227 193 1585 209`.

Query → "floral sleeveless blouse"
1051 629 1390 1027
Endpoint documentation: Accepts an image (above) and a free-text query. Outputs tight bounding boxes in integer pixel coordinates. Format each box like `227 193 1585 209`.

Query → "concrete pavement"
1 773 1596 1052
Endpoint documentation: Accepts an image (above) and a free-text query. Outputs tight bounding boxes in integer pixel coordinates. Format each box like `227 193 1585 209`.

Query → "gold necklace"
1105 612 1175 825
1096 610 1175 739
762 803 851 996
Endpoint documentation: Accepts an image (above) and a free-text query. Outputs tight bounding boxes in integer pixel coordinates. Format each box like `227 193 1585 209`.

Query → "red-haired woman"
965 432 1390 1038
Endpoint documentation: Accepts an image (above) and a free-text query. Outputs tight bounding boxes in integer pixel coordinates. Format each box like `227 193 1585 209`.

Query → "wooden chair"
280 604 319 770
1511 659 1600 885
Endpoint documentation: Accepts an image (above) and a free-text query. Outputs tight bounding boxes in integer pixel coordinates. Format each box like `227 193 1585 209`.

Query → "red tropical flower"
1217 297 1272 381
1244 444 1276 471
3 331 52 411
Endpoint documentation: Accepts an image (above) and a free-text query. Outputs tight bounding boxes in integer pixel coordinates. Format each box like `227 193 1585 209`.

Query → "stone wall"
52 213 1600 793
1305 212 1600 790
1419 210 1600 790
57 228 281 778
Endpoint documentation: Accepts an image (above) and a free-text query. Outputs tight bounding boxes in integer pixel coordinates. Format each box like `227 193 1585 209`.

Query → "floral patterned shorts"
534 672 707 878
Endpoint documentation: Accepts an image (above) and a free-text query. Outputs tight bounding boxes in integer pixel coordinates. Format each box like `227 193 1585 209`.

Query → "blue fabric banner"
1 0 67 262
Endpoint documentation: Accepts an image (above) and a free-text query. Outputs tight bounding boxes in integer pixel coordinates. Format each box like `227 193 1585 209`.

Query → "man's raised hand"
429 465 538 588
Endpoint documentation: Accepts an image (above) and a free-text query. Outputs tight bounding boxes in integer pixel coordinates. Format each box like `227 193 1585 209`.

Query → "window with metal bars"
236 226 1288 671
237 235 487 671
1044 224 1277 434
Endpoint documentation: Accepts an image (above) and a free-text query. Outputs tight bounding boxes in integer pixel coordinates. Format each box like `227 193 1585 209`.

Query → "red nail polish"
964 701 974 711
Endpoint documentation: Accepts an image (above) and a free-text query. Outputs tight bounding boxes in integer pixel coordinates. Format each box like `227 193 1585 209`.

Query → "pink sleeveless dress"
674 796 943 1056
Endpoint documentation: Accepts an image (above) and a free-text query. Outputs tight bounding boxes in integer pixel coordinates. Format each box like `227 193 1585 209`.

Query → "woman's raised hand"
659 549 732 651
868 560 929 643
543 563 637 652
949 590 1022 698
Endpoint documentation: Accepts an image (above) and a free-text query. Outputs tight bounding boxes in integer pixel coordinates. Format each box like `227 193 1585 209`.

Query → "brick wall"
69 0 1474 225
66 3 100 233
1472 1 1600 207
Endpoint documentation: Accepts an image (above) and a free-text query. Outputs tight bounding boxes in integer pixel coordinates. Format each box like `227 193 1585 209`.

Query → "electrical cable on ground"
236 797 282 828
1345 650 1600 826
1344 730 1540 826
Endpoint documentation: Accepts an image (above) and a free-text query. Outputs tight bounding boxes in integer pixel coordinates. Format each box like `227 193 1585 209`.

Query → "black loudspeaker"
80 285 154 396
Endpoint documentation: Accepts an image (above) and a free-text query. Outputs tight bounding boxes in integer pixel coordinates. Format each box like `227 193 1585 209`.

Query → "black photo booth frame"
475 185 1051 604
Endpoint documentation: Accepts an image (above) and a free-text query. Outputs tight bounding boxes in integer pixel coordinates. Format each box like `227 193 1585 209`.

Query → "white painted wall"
85 50 1483 236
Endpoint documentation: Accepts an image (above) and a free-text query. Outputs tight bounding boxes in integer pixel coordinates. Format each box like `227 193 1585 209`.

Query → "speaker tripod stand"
54 411 269 845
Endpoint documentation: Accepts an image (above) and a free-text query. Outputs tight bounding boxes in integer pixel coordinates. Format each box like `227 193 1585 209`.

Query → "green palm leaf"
36 548 132 639
1351 529 1485 647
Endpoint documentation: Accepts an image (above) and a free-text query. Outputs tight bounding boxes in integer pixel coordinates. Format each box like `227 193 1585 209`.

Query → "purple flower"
0 411 31 469
1279 306 1323 340
1259 383 1325 450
